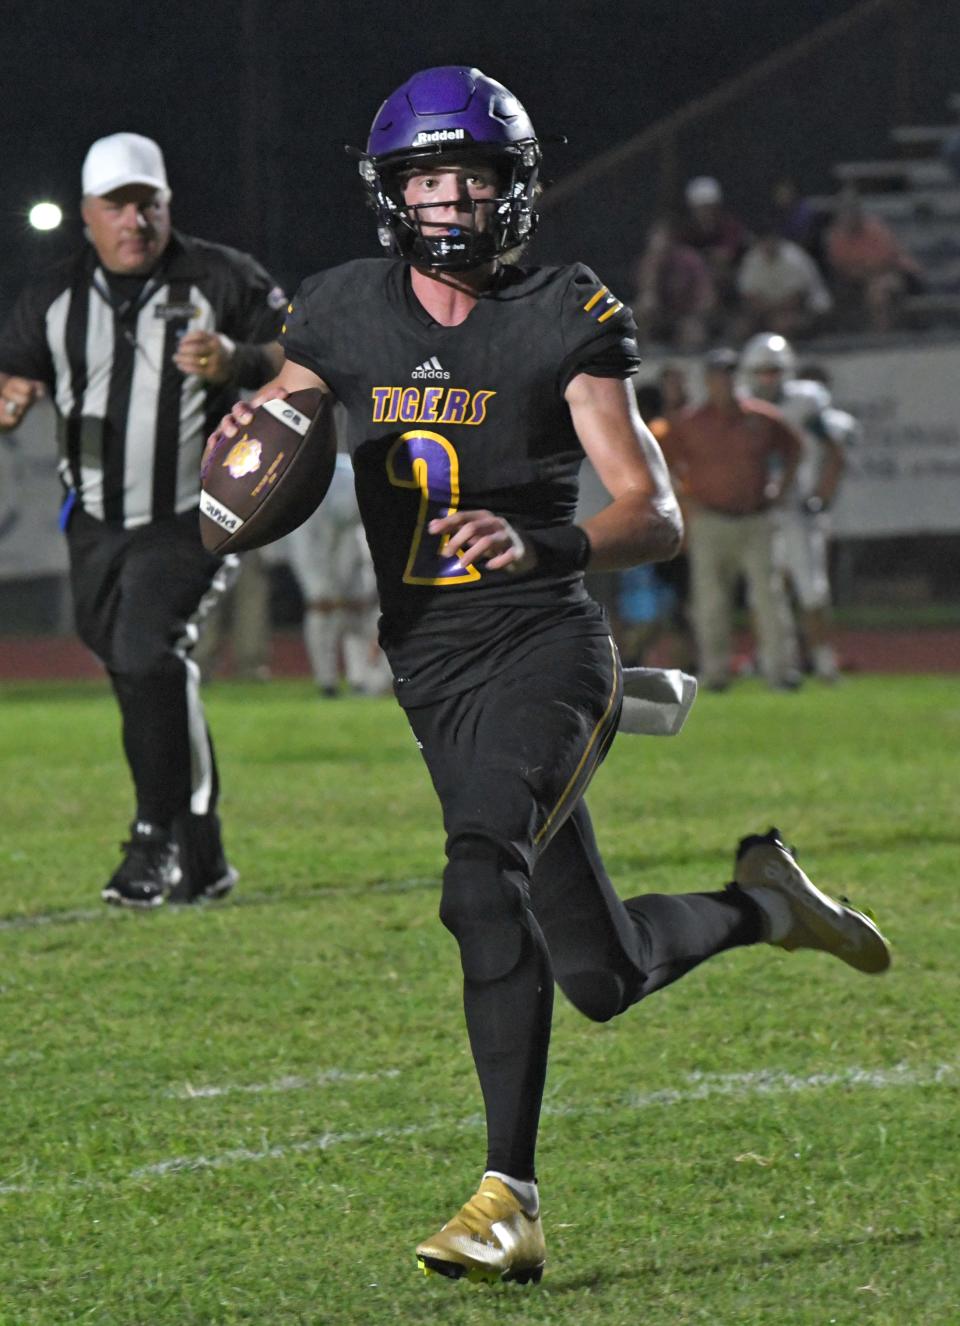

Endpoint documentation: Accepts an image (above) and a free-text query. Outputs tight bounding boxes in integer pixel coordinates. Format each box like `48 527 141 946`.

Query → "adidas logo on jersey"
412 356 450 380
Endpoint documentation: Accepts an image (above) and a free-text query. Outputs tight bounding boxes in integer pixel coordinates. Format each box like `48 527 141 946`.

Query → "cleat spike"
466 1266 498 1285
418 1255 464 1280
507 1263 545 1285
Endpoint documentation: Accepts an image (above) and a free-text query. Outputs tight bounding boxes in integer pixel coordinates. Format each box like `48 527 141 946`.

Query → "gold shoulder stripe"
597 300 624 323
583 286 608 312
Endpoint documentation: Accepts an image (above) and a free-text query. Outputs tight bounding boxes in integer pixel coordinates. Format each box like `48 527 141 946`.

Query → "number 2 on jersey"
386 430 481 586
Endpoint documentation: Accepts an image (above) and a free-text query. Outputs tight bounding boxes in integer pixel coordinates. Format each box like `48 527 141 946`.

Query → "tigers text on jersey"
281 258 640 706
0 232 284 528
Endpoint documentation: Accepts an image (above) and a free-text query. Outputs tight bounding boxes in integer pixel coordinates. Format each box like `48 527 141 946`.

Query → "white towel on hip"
618 667 698 737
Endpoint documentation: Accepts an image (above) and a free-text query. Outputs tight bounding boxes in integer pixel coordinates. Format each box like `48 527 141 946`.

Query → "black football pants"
67 508 233 882
406 630 761 1181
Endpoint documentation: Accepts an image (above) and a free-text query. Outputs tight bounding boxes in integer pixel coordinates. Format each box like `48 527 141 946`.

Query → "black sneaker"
198 864 239 900
102 823 182 909
168 864 239 905
167 811 238 904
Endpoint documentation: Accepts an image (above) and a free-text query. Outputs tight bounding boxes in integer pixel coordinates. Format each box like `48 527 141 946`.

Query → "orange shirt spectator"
664 396 802 514
824 188 922 332
661 348 803 690
826 212 919 281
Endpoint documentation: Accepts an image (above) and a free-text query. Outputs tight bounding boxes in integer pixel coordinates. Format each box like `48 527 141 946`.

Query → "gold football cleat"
416 1176 546 1285
734 828 891 974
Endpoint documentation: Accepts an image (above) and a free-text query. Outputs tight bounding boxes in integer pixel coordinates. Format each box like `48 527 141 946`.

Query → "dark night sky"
2 0 957 301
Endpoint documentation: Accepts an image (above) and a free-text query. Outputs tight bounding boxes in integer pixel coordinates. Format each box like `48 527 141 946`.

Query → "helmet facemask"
360 144 540 270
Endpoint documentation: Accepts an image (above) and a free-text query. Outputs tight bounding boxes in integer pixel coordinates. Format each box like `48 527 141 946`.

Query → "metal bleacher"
809 93 960 328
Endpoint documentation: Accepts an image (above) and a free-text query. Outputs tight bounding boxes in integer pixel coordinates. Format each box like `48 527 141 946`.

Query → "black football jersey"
281 258 640 706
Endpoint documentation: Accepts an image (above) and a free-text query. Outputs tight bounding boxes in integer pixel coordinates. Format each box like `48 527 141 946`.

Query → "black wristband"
231 343 277 390
526 524 591 574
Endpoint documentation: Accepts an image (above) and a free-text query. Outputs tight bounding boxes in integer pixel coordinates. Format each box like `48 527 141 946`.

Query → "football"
199 388 337 555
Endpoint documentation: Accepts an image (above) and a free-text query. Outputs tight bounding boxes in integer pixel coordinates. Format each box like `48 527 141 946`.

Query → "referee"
0 132 285 907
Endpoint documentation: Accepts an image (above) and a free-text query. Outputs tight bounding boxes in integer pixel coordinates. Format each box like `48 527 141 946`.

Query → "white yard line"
0 905 104 930
2 1060 949 1196
169 1067 401 1100
130 1120 458 1180
614 1061 959 1109
126 1060 956 1177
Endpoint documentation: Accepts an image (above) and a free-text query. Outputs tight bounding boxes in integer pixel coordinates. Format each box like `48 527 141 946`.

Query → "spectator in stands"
770 177 819 253
734 219 833 341
660 346 802 692
630 216 715 351
677 176 751 321
824 187 924 333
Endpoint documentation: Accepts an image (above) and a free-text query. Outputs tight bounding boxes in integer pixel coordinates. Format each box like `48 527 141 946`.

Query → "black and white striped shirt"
0 231 284 528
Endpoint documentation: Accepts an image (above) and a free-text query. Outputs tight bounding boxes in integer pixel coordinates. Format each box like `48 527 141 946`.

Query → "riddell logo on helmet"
412 128 466 146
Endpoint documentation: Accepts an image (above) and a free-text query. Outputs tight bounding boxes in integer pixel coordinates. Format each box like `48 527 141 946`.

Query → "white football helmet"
740 333 797 401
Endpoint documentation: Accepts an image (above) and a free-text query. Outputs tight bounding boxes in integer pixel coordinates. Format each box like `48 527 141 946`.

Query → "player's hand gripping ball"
199 389 337 554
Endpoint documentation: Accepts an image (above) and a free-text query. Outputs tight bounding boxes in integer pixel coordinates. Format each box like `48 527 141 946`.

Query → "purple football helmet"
357 66 541 269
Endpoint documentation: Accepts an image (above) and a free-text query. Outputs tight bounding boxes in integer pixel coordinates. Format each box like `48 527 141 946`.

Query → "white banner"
627 341 960 539
0 400 68 581
818 343 960 538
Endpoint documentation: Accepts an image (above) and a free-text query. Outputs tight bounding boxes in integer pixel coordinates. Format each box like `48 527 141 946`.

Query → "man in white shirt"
736 224 832 339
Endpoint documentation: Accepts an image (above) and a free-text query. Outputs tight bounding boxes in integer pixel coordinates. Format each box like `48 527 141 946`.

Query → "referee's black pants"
407 630 761 1183
67 508 232 882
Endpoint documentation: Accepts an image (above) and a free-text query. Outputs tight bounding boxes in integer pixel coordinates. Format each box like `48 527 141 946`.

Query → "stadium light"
28 202 63 231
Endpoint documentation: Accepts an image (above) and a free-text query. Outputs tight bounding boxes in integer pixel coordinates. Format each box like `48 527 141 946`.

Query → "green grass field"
1 675 957 1325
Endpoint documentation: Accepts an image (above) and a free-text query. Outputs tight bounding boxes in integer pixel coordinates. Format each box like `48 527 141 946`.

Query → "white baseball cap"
81 133 170 198
685 175 722 206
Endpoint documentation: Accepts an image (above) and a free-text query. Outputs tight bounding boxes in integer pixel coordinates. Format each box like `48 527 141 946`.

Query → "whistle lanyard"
91 269 166 362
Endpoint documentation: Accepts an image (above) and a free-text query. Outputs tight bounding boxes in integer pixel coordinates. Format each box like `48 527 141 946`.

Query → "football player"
739 333 849 681
210 67 889 1286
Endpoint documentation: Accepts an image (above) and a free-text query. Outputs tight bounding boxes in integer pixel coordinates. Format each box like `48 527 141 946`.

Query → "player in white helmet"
279 451 392 698
739 334 847 681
